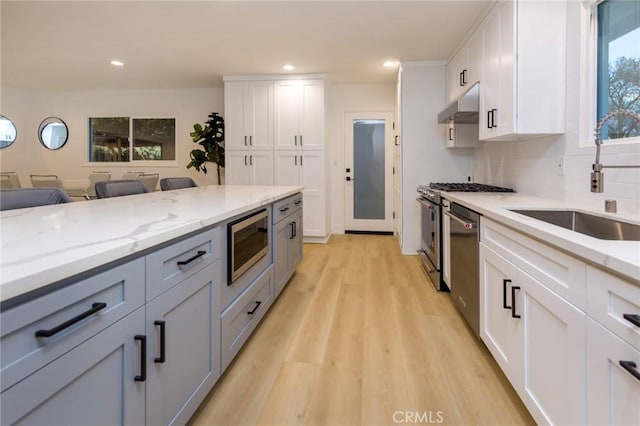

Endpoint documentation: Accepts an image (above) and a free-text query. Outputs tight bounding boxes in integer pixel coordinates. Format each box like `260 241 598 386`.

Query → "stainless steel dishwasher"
445 202 480 336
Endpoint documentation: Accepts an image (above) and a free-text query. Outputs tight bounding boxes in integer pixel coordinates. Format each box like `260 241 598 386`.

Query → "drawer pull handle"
154 320 166 363
134 335 146 382
503 279 512 310
619 361 640 381
511 286 521 319
294 200 302 205
35 302 107 338
623 314 640 328
247 301 262 316
279 207 289 213
177 250 206 269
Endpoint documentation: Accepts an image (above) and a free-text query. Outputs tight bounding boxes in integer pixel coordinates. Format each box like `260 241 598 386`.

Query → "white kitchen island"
0 185 303 426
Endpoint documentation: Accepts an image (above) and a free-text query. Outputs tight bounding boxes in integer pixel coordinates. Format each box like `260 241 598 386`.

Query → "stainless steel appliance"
416 182 514 293
446 202 480 336
227 209 269 284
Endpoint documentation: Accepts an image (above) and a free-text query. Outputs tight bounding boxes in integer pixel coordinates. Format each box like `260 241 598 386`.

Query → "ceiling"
1 1 491 91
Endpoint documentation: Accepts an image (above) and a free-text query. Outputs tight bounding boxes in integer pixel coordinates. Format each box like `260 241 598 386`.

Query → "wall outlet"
556 156 566 176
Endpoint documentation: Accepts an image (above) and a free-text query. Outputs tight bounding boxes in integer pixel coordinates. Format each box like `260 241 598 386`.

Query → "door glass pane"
353 119 385 220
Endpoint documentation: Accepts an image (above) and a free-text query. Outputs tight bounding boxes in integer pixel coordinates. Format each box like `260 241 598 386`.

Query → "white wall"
0 87 224 187
473 1 640 216
400 62 475 253
326 83 396 234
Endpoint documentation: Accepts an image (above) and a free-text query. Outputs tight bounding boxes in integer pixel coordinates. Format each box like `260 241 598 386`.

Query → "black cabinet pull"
491 108 497 128
300 135 303 146
35 302 107 338
295 135 298 146
249 135 253 146
619 361 640 381
448 127 454 141
394 135 399 146
295 156 297 166
623 314 640 328
503 279 512 310
250 155 253 166
293 221 297 238
177 250 206 269
244 155 247 166
300 155 303 166
134 335 146 382
462 69 468 85
459 71 463 87
511 286 521 319
244 136 247 146
154 320 166 363
247 301 262 316
487 110 493 129
290 222 295 239
279 206 289 213
294 199 302 205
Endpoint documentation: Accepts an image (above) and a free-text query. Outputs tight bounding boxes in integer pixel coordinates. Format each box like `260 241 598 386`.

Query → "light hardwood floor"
190 234 535 426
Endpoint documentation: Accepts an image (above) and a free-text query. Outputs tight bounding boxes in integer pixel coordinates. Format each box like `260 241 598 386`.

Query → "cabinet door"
146 262 220 426
479 244 521 381
274 151 300 185
273 218 292 297
225 82 249 150
249 151 274 185
1 308 145 426
494 0 515 137
274 81 301 149
300 151 325 238
480 4 500 140
518 269 587 426
225 151 251 185
248 81 273 150
299 80 324 150
466 28 483 86
587 319 640 426
289 209 303 271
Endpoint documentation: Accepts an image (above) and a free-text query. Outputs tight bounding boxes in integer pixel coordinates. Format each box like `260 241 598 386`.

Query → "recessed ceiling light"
283 64 295 71
110 60 124 67
383 60 397 68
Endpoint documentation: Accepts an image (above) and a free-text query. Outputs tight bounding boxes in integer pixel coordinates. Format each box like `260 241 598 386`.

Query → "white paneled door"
344 112 394 233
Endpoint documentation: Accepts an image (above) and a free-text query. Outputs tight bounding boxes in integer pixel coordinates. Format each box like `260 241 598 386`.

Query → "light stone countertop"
0 185 303 304
441 193 640 285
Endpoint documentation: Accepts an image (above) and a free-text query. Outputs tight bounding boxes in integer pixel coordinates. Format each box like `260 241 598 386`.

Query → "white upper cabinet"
224 81 273 150
479 0 566 141
274 79 325 150
446 28 483 103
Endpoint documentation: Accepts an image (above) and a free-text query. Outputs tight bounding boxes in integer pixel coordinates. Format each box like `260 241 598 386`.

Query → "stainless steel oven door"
418 197 440 268
228 209 269 284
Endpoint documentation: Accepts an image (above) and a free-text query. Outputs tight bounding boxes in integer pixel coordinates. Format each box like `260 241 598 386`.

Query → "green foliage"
607 57 640 139
187 112 225 184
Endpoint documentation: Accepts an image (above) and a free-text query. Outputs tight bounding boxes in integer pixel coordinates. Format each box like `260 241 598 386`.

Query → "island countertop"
0 185 303 304
440 192 640 285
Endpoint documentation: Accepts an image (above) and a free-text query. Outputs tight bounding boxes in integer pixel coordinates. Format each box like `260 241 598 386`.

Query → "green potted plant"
187 112 225 185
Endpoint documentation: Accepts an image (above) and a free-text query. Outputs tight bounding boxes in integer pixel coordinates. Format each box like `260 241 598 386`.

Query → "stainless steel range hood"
437 83 479 124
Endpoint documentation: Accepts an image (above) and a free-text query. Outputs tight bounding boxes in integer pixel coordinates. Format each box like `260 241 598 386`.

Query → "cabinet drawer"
146 228 220 301
481 218 587 309
1 259 144 392
273 193 302 224
587 265 640 350
221 265 274 372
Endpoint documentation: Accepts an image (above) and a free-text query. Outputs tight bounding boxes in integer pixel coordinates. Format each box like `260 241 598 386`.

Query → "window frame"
580 0 640 147
86 115 179 167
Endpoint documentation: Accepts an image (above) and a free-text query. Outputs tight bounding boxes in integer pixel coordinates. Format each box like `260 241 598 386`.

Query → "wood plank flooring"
189 234 534 426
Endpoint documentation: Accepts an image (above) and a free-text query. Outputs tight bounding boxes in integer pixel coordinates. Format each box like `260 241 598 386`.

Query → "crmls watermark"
392 410 445 424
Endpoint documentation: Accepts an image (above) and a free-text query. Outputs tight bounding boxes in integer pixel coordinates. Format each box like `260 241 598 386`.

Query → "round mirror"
38 117 68 150
0 115 18 149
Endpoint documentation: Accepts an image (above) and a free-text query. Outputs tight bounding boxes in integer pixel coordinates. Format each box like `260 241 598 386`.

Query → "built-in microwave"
227 208 269 284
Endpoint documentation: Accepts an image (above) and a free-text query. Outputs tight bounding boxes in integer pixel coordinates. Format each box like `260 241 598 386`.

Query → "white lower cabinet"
1 307 146 425
587 318 640 426
480 242 587 425
146 262 220 426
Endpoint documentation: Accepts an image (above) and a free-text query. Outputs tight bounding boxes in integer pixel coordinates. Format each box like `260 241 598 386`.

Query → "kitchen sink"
509 210 640 241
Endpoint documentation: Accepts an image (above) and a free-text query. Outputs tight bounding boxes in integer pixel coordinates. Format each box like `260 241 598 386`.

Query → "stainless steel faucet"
591 109 640 192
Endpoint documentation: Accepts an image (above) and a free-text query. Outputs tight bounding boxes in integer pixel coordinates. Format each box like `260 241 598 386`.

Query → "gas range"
417 182 514 203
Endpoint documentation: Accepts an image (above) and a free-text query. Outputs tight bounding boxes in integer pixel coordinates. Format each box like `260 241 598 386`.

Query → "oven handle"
416 198 436 210
444 211 476 229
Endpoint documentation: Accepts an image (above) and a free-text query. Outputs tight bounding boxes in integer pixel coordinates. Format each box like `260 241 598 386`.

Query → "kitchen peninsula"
0 185 303 425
